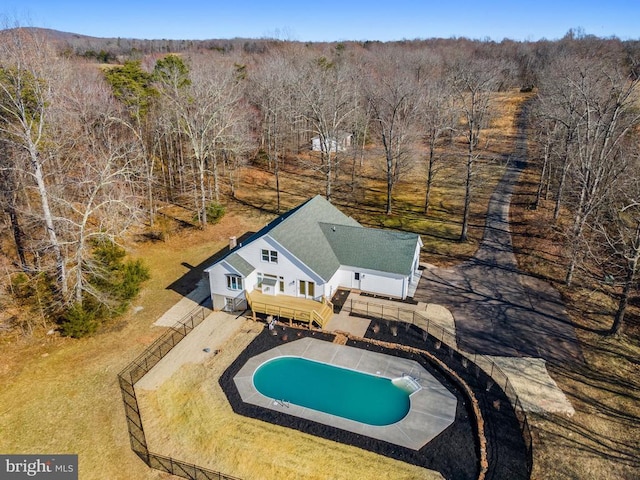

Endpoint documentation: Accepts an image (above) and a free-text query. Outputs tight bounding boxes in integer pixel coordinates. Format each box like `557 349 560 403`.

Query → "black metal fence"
117 306 242 480
118 298 532 480
345 298 533 479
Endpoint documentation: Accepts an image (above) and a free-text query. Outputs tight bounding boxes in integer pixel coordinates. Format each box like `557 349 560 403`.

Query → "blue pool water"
252 356 410 426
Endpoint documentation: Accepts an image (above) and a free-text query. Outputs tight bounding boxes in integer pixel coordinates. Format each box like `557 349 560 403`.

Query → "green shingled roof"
209 195 421 282
318 223 419 276
267 196 419 280
267 196 361 281
225 252 255 277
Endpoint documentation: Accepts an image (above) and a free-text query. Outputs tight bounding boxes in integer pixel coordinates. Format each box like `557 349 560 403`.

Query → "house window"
226 275 243 291
354 272 360 281
258 273 278 288
299 280 315 298
261 249 278 264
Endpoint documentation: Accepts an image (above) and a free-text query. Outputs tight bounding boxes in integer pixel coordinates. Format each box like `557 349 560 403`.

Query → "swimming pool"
232 338 457 449
253 356 410 426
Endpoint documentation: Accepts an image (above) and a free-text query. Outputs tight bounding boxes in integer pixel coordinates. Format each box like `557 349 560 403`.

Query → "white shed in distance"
311 133 353 152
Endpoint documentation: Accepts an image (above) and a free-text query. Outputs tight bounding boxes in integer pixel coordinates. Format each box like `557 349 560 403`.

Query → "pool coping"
233 337 457 450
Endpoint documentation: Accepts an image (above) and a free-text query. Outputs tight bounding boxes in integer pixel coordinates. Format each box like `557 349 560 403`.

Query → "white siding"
223 236 327 301
207 261 249 311
205 228 422 310
330 265 406 299
326 269 352 299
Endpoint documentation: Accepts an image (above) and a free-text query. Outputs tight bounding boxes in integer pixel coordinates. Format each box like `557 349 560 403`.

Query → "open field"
2 88 637 480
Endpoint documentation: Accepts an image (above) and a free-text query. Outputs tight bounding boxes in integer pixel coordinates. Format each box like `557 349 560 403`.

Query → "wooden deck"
245 290 333 328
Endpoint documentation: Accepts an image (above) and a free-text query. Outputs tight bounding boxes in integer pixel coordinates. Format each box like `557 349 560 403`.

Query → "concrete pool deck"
233 337 457 450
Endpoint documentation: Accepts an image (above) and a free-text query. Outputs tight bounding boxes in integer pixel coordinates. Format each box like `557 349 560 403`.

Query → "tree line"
1 24 639 335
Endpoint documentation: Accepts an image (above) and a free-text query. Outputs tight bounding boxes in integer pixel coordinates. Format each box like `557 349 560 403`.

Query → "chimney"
229 236 237 249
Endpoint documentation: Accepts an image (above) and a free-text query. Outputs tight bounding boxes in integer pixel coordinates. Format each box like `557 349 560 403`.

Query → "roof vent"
331 226 336 232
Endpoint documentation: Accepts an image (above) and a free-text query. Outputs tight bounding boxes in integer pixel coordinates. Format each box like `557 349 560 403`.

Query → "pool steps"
392 374 422 395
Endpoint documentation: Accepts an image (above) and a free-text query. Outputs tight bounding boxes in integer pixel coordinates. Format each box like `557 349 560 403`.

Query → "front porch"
245 289 333 329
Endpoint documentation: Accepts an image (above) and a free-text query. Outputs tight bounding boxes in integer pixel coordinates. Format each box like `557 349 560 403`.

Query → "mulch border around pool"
219 325 480 480
360 317 530 480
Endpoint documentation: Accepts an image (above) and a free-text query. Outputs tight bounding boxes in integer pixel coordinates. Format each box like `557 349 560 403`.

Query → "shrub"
10 272 58 319
59 303 99 338
117 259 150 301
206 202 226 224
58 239 150 337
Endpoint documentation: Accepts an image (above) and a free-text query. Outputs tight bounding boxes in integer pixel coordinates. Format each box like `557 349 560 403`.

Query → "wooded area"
0 25 639 336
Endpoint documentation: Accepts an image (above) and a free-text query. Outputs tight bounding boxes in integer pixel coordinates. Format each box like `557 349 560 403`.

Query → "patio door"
298 280 315 299
353 272 361 289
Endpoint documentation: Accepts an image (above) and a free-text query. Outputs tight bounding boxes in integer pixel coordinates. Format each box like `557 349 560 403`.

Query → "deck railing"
245 290 332 328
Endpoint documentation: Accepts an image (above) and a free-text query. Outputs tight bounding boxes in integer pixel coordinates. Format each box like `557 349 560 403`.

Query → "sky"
3 0 639 43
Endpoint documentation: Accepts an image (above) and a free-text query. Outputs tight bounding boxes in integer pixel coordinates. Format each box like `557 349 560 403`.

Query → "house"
311 133 353 153
204 195 423 326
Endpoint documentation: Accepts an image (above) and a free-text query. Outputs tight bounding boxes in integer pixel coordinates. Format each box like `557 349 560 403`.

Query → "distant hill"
25 27 101 41
0 26 277 60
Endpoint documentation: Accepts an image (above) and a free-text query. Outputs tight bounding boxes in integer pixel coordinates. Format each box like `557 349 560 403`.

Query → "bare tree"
250 53 297 213
589 151 640 335
55 65 142 306
449 58 502 242
0 138 29 270
552 59 639 286
364 54 422 214
152 53 191 203
529 106 559 210
536 54 586 222
155 54 247 225
103 59 157 226
420 72 457 214
295 54 356 202
0 25 68 297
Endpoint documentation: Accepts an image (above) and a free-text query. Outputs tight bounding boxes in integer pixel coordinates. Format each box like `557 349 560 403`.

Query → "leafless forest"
1 26 639 335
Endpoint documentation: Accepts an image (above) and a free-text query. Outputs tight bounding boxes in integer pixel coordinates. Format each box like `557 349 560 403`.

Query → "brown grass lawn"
135 324 438 480
3 88 637 480
0 89 523 480
0 212 267 480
